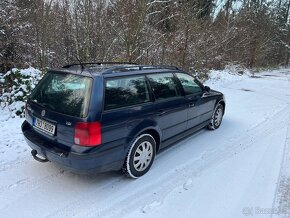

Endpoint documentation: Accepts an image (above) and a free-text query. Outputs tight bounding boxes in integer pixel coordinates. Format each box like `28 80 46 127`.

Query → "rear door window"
147 73 181 100
104 76 150 110
29 72 92 117
175 73 202 95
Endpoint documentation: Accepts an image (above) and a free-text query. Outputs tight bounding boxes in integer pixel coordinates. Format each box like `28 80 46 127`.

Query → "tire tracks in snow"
271 120 290 218
0 166 65 194
271 73 290 218
46 105 290 218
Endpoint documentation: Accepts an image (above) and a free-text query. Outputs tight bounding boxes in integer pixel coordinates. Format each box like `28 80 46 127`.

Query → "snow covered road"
1 69 290 218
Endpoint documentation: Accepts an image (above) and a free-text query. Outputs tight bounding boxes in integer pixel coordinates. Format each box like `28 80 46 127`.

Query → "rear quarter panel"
101 103 159 156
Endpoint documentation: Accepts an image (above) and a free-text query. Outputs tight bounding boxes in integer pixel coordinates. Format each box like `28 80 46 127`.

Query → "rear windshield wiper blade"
31 100 56 111
40 103 56 110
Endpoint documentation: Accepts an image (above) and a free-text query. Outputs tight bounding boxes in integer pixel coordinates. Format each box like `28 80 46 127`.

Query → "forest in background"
0 0 290 73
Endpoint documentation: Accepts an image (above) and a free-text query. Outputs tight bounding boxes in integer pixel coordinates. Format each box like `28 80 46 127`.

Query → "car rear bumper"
22 121 124 173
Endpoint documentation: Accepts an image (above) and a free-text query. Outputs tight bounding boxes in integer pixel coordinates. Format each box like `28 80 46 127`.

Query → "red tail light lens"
74 122 102 146
25 102 31 119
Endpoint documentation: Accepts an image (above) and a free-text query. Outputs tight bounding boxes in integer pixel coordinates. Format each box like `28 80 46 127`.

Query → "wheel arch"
127 127 161 153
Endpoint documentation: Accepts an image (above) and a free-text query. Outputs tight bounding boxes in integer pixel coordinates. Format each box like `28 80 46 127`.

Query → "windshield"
29 72 92 118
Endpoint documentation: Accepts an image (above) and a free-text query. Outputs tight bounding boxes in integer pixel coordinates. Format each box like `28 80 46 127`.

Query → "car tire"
122 134 156 178
208 103 224 130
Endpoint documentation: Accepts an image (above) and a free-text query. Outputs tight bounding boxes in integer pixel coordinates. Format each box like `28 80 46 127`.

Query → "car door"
175 72 215 129
101 75 155 157
147 72 188 141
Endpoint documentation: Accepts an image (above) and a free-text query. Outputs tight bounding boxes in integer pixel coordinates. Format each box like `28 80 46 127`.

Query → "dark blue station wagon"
22 63 225 178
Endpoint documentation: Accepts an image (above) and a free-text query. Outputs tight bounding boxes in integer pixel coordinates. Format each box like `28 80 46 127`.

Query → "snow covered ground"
1 68 290 218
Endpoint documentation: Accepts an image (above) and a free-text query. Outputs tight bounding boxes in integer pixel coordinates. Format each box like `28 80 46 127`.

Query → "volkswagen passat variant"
22 62 225 178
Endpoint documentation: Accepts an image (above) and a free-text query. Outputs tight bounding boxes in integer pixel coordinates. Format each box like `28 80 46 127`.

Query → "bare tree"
0 0 289 72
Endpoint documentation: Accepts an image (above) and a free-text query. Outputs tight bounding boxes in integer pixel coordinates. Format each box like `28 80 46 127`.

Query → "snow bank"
0 67 43 119
205 65 251 88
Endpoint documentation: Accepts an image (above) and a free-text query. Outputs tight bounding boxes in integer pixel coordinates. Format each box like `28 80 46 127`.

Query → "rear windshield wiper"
40 103 55 110
41 103 56 110
31 100 56 111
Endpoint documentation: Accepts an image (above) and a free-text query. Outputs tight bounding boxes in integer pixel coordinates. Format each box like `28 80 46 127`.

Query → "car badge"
41 110 46 117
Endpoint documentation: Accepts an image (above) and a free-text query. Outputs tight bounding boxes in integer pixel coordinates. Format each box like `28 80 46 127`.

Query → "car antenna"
74 55 85 71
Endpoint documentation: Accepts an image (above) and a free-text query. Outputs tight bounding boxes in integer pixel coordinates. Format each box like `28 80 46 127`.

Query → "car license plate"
33 117 56 135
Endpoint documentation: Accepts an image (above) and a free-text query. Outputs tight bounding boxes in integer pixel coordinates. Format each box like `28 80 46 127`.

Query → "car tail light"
25 102 31 119
74 122 102 146
25 102 27 118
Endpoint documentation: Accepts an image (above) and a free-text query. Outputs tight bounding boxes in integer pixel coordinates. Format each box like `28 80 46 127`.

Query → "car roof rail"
103 65 180 74
62 62 138 69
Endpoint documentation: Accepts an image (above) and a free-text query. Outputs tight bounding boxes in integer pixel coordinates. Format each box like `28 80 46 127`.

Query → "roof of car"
50 62 181 77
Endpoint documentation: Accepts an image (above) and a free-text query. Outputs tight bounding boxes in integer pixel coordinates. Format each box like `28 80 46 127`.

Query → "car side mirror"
204 86 211 92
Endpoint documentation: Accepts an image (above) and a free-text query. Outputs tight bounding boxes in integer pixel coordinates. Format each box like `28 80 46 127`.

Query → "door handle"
158 110 166 116
189 102 195 108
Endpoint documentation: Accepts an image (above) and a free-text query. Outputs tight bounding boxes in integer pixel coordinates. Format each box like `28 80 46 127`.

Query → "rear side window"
29 72 92 117
175 73 202 95
147 73 181 100
105 76 150 110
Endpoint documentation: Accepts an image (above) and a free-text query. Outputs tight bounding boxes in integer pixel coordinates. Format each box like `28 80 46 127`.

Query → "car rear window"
29 72 92 117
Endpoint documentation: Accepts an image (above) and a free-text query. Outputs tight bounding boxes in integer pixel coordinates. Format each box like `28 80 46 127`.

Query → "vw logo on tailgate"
41 110 46 117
